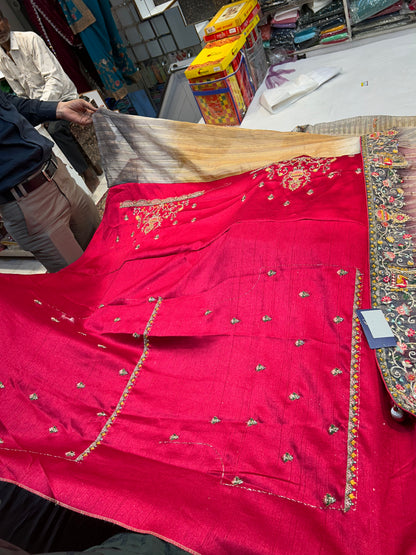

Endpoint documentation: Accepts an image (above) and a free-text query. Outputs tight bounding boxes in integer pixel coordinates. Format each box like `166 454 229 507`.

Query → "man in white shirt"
0 14 99 190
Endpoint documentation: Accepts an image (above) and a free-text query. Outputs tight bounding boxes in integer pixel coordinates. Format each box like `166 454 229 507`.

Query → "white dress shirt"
0 31 78 102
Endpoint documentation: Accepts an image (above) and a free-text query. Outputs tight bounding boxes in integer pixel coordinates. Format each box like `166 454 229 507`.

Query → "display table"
242 27 416 132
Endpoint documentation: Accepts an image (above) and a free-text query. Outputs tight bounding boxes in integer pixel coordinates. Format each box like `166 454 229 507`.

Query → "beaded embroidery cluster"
363 130 416 415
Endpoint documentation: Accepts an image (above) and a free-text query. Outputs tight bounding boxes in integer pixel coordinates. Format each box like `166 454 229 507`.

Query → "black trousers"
47 120 88 176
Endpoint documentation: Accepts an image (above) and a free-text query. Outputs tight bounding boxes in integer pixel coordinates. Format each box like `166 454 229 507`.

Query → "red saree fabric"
1 153 416 554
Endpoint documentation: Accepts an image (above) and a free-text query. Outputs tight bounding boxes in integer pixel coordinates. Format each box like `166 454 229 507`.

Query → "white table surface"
242 27 416 132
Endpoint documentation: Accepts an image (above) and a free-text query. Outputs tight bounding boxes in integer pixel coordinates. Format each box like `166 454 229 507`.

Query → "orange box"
204 0 258 36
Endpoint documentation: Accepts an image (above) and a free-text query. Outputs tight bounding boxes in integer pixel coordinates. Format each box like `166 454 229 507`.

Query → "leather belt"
0 154 58 204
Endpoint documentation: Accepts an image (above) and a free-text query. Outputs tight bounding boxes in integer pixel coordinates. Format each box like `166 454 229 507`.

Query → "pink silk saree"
1 117 416 554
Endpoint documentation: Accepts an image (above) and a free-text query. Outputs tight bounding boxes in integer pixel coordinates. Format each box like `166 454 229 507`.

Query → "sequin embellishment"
323 494 336 506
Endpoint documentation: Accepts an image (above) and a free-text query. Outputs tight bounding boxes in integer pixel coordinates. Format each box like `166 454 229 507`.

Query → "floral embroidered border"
362 129 416 415
344 270 363 512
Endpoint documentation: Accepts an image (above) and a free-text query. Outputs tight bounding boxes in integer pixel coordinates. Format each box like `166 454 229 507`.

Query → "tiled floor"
0 174 108 275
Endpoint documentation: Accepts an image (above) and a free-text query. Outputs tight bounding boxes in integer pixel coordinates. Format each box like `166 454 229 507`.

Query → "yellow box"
204 0 258 36
185 34 247 80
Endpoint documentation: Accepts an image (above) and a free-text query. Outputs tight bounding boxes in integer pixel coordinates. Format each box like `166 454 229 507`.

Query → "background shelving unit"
260 0 416 57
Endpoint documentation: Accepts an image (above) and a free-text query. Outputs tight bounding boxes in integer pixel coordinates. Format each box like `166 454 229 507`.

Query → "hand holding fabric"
56 98 97 125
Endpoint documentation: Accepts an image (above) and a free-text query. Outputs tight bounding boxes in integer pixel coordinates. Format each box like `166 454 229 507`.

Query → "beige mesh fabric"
92 109 360 187
294 115 416 136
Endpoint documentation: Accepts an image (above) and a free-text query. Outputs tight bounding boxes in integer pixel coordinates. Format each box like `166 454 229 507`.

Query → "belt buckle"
42 157 58 181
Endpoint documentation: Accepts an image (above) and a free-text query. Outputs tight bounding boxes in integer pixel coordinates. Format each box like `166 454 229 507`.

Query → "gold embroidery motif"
247 418 257 426
120 191 205 208
211 416 221 424
282 453 293 463
232 476 244 485
170 434 179 441
262 315 272 322
231 318 240 324
121 192 205 236
266 156 337 191
256 364 265 372
49 426 58 433
29 393 38 400
289 393 300 400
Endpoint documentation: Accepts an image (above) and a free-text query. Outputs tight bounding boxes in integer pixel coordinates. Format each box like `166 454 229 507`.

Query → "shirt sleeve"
6 93 58 126
29 33 75 102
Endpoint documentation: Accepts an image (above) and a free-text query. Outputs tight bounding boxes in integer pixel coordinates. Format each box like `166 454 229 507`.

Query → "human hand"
56 98 97 125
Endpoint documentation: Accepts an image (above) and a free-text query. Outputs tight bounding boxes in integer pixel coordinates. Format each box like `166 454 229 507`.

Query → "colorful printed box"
185 35 253 126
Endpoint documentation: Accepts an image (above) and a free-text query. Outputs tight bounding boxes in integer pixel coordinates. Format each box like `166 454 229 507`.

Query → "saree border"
75 297 163 461
362 129 416 415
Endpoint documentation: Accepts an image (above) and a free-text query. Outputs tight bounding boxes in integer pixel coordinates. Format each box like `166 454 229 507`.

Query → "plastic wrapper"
349 0 400 24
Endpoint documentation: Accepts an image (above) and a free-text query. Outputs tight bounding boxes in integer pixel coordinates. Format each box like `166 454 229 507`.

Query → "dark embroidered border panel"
363 129 416 415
